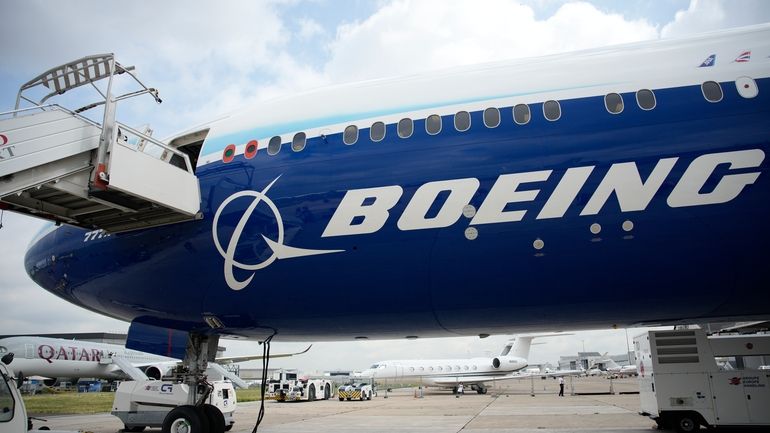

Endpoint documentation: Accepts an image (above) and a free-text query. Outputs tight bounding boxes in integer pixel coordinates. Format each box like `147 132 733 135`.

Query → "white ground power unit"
112 380 236 432
635 329 770 432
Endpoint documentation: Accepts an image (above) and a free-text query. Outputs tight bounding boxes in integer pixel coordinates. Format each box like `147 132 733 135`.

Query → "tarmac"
37 377 663 433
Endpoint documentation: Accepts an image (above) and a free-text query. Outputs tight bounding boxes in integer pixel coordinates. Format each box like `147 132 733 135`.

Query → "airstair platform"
0 54 202 233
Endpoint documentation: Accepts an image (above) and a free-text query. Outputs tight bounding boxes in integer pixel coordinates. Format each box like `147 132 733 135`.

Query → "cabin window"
291 132 306 152
370 121 386 142
409 367 415 372
543 100 561 121
513 104 530 125
343 125 358 145
463 365 469 371
454 111 471 131
472 365 477 371
604 93 624 114
636 89 656 110
426 114 442 135
483 107 500 128
267 136 282 155
437 366 442 372
398 118 413 138
454 365 460 372
702 81 723 103
419 366 425 372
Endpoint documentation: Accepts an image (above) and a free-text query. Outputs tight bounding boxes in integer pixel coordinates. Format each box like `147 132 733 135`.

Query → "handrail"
116 122 194 173
0 104 101 128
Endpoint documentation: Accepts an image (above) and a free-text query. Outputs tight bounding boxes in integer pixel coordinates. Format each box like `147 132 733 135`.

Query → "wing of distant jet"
214 344 312 364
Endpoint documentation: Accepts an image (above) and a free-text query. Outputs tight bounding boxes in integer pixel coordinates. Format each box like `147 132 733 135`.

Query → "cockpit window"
369 364 379 369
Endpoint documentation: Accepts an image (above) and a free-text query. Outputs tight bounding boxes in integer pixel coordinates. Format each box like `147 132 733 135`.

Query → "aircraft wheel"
674 414 698 433
201 404 225 433
162 405 206 433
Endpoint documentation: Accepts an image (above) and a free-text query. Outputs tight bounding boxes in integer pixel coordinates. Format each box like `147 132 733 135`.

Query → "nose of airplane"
24 224 62 295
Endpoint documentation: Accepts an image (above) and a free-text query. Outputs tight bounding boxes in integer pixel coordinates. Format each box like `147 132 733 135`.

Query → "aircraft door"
25 344 34 359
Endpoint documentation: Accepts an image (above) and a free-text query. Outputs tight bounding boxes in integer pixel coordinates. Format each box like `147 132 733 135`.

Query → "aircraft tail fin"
502 333 573 359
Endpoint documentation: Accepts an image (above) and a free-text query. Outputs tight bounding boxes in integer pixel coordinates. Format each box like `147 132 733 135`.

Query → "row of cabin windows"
408 365 479 372
264 81 727 156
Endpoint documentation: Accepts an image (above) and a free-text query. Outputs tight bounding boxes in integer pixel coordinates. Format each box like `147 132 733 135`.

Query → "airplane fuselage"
0 337 174 380
23 25 770 342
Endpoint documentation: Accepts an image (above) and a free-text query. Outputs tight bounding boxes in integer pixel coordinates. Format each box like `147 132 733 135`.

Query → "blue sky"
1 0 768 371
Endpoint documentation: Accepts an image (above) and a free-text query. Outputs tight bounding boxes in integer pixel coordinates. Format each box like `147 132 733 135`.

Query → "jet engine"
143 364 173 380
492 356 515 369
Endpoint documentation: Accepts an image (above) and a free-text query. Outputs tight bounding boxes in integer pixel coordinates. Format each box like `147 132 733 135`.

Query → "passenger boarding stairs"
0 54 201 232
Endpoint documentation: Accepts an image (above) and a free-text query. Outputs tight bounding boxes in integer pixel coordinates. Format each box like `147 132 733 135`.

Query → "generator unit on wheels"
634 329 770 433
112 379 236 432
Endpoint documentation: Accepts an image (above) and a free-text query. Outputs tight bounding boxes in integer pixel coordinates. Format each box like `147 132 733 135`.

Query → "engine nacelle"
143 364 173 380
492 356 521 369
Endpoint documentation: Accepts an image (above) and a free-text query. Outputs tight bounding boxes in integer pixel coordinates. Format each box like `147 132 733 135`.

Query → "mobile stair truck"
634 329 770 432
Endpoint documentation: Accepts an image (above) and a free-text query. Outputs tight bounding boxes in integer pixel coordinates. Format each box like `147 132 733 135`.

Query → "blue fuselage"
24 78 770 341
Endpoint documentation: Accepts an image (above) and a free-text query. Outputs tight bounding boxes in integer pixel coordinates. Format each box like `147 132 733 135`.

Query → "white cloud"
296 17 325 40
323 0 658 83
662 0 770 38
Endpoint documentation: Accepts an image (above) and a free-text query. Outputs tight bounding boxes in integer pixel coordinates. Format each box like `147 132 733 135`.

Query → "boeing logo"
214 150 763 291
322 149 764 237
212 176 343 291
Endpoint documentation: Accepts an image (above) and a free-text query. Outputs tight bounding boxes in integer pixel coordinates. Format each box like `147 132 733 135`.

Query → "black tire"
162 406 205 433
309 384 316 401
324 383 331 400
339 397 344 401
359 390 364 401
224 423 233 432
367 391 372 400
201 404 225 433
675 414 698 433
123 426 145 432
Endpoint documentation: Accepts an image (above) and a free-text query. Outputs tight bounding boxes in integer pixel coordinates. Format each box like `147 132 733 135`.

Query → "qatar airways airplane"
358 335 582 394
0 335 309 386
2 25 769 394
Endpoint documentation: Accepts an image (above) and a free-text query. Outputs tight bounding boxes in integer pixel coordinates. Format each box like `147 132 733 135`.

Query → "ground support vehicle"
265 371 333 402
112 379 236 432
635 329 770 432
1 353 76 432
338 382 374 401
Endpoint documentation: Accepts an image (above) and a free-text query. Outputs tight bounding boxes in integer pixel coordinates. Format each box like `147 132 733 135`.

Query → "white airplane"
358 335 581 394
0 335 310 387
594 357 638 376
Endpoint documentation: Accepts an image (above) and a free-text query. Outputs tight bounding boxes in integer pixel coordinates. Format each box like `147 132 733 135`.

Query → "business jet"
2 24 769 421
358 335 581 394
592 357 638 377
0 336 309 387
